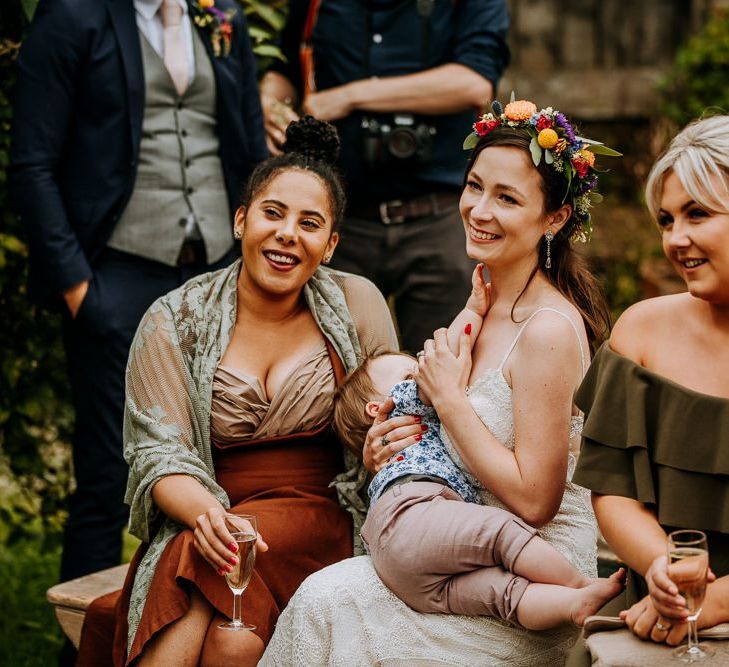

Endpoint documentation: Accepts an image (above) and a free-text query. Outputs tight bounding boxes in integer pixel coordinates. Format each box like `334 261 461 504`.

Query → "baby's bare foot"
571 568 626 627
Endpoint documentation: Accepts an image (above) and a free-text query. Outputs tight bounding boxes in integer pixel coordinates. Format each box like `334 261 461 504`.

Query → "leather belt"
177 239 207 266
349 191 460 225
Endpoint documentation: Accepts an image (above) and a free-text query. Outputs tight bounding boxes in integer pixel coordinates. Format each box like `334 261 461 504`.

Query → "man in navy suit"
10 0 266 589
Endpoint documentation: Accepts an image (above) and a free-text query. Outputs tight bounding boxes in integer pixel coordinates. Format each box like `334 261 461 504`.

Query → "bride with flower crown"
262 100 621 666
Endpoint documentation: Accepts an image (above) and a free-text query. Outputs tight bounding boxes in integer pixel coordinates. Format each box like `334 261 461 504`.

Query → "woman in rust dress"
76 117 403 666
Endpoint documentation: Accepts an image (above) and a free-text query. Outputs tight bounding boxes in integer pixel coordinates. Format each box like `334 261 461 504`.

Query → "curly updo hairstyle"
465 127 610 350
240 116 346 233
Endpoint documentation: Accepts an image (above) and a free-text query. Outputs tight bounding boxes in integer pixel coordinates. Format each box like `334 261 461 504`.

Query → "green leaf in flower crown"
589 191 604 204
463 133 479 150
563 162 574 204
585 144 623 157
545 149 554 164
529 137 542 167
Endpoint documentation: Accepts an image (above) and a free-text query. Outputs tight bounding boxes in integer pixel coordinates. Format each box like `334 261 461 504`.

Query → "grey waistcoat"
108 29 232 266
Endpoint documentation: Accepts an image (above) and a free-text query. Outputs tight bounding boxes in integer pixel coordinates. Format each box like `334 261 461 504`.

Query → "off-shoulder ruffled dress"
572 343 729 594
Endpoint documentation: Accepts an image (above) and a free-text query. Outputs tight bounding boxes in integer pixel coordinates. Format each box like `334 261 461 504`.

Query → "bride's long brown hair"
464 127 611 351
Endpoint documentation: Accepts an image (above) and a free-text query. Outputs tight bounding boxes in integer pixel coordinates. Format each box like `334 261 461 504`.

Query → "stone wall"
500 0 724 118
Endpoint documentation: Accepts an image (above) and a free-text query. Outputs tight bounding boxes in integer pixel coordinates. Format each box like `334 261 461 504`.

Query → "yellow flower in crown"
199 0 214 6
504 100 537 121
537 128 558 149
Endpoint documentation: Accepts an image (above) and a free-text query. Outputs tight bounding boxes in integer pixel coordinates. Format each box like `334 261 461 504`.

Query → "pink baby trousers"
361 481 538 623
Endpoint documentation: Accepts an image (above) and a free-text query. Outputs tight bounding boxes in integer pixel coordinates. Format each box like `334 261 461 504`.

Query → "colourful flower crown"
463 96 621 242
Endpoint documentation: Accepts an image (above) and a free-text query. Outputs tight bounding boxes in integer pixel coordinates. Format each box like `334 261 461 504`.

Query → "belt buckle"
379 199 405 225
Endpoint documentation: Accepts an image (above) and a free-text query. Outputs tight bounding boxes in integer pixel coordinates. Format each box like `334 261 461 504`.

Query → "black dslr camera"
361 113 436 167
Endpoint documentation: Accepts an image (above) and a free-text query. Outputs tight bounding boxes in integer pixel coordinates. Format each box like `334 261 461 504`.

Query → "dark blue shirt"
270 0 510 204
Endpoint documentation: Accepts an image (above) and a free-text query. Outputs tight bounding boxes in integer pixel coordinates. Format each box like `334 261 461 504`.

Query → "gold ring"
655 621 671 632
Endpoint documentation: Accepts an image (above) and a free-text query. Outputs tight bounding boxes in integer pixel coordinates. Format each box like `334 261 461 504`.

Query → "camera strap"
300 0 323 96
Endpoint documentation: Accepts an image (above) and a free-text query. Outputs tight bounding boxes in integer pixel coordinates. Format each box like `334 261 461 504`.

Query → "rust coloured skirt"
77 428 353 666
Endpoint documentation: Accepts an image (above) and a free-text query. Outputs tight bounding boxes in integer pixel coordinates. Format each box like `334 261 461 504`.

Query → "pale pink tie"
159 0 189 96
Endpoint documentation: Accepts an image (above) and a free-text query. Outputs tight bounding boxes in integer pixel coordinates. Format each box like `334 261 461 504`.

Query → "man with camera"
260 0 510 352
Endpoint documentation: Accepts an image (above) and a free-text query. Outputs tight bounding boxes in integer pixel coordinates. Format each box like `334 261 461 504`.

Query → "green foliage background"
660 9 729 127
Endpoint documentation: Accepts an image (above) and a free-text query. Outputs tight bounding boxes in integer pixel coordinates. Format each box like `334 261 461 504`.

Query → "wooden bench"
40 544 658 658
46 563 129 648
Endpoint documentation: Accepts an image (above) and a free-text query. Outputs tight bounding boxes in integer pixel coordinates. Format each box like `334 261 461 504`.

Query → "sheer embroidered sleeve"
123 298 227 543
332 271 399 356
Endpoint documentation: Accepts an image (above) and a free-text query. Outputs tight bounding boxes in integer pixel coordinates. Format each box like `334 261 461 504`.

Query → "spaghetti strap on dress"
497 306 587 376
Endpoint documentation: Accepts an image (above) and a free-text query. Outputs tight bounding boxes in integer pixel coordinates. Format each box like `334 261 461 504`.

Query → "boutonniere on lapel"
193 0 236 57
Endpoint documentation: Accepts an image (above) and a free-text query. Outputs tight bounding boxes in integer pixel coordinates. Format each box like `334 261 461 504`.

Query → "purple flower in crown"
575 175 598 195
555 112 577 144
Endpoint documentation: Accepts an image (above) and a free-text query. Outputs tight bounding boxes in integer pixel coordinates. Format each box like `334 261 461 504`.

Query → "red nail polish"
395 455 405 462
415 434 422 441
228 556 237 565
228 543 238 553
421 424 428 432
224 564 233 572
217 568 225 576
413 416 422 423
464 323 472 335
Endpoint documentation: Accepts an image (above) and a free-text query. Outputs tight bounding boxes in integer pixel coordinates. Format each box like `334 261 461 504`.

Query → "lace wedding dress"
261 309 598 667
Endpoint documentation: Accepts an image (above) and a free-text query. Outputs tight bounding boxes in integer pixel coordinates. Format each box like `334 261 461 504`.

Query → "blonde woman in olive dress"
574 115 729 648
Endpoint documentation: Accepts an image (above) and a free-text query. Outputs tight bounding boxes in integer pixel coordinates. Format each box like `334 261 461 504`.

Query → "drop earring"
544 230 554 269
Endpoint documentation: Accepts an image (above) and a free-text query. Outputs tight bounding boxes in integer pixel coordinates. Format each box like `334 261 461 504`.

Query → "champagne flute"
667 529 714 662
219 513 257 631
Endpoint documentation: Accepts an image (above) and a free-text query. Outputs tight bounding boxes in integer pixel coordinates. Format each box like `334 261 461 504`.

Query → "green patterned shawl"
122 260 371 651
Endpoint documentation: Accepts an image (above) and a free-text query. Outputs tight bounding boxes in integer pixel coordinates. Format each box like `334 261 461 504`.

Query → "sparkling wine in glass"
667 530 714 662
219 514 257 631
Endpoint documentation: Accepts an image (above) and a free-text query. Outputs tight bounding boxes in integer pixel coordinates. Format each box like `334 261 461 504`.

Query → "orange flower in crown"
504 100 537 121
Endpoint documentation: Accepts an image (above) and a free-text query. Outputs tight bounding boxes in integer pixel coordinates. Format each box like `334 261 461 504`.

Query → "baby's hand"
465 264 491 317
